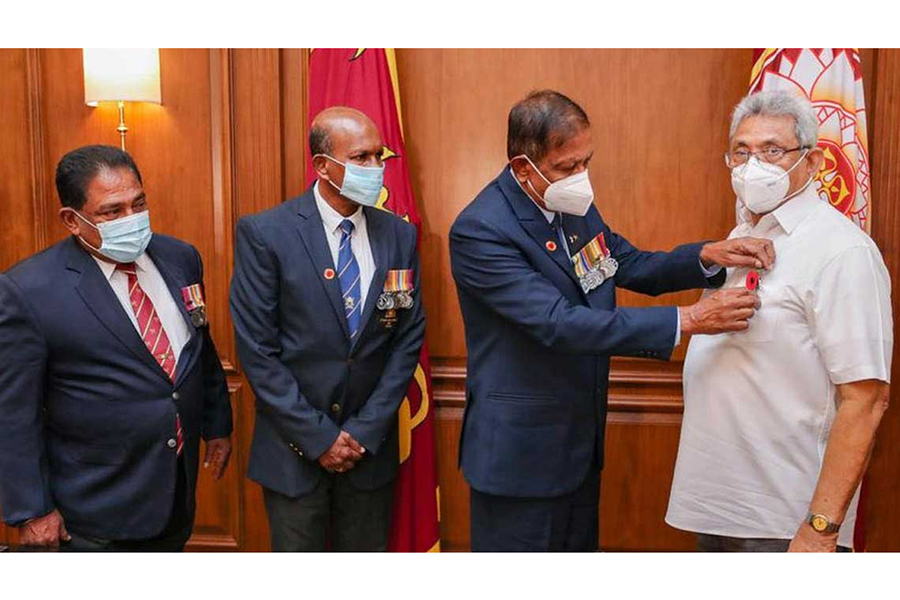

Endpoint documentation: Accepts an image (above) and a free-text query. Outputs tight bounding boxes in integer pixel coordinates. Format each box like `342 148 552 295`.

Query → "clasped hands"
318 430 366 474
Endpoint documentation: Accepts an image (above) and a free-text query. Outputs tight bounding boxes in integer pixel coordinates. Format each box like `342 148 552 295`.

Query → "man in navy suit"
0 145 233 551
450 90 774 551
230 107 425 551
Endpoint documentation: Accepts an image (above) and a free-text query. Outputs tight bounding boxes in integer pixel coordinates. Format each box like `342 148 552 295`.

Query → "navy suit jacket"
0 235 233 539
230 186 425 497
449 169 725 498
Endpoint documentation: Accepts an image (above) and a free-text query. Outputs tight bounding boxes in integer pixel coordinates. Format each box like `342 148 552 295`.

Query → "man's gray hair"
729 90 819 148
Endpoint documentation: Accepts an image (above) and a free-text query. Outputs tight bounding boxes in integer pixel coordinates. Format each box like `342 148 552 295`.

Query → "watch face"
812 515 829 532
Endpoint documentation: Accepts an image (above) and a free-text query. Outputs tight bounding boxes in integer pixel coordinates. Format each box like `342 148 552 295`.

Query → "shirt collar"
508 166 557 224
314 180 364 235
91 252 150 281
770 182 820 235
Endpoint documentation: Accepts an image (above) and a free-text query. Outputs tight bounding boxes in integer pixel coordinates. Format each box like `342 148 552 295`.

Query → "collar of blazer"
294 187 390 348
64 235 200 386
497 169 582 288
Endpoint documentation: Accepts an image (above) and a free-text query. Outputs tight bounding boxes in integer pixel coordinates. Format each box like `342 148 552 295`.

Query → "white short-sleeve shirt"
666 185 893 549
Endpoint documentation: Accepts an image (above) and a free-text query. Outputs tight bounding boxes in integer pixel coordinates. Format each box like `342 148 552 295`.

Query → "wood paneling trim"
209 48 238 375
279 48 308 200
25 49 48 252
432 357 686 413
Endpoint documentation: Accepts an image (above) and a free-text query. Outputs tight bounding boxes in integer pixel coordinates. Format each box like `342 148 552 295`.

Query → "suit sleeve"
343 227 426 455
193 248 233 441
450 216 677 357
0 274 54 526
230 217 341 460
606 228 726 296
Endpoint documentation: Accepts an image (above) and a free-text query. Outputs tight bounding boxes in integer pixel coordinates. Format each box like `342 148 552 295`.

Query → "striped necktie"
337 219 362 338
116 262 184 455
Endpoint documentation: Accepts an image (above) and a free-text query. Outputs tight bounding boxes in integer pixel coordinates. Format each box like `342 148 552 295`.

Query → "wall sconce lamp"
82 48 162 151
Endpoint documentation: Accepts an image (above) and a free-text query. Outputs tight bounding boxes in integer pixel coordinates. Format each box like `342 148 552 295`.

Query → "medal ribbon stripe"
572 233 610 278
181 284 205 312
384 269 414 292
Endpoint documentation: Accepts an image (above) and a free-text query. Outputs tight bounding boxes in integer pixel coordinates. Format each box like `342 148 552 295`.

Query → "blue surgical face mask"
317 154 384 207
73 210 153 263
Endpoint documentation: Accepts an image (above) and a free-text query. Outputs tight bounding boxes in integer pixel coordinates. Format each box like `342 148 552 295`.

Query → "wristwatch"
806 512 841 534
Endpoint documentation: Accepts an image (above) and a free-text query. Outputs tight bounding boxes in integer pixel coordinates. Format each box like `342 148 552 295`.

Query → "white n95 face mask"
514 155 595 216
731 150 809 215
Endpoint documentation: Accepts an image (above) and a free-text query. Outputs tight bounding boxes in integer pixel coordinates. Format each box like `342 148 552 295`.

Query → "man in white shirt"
666 90 893 552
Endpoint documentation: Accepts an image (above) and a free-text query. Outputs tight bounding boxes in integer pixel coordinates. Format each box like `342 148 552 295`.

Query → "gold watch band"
806 512 841 534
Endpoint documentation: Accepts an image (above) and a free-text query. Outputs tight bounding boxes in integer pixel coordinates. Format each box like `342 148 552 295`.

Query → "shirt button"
167 438 177 449
172 392 180 401
331 403 341 414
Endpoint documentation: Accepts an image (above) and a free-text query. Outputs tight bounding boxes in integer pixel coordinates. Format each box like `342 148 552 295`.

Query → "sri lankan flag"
750 49 871 232
307 48 440 552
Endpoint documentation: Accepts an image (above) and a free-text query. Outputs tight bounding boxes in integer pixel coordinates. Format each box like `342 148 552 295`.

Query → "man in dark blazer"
0 145 233 551
230 107 425 551
450 90 774 551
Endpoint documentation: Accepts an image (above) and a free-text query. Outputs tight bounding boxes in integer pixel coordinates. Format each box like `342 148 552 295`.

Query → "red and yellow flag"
307 48 440 552
750 48 871 551
750 48 871 232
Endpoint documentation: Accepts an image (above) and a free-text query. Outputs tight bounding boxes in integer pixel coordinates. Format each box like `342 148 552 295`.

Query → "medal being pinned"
572 232 617 294
181 283 208 327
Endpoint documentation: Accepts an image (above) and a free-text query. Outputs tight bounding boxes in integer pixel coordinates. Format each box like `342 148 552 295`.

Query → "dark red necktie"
116 263 183 455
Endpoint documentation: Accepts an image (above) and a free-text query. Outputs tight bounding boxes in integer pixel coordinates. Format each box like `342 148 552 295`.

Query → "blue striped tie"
337 219 361 338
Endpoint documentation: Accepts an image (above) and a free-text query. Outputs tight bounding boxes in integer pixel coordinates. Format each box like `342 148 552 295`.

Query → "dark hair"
507 90 590 162
54 145 143 210
309 123 333 157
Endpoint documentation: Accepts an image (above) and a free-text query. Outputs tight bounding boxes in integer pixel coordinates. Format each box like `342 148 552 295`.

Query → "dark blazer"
230 186 425 498
449 169 725 498
0 235 232 540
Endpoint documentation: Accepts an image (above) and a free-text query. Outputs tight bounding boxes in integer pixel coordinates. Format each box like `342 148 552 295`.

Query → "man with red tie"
0 145 233 551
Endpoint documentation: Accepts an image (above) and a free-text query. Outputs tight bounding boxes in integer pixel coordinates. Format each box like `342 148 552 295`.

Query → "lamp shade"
83 48 161 106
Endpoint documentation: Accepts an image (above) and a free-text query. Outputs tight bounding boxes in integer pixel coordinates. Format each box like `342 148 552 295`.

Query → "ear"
312 155 331 179
59 207 81 236
509 156 531 182
806 146 824 176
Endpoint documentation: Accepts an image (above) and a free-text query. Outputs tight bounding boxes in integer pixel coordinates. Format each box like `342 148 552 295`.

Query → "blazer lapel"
146 242 200 387
352 207 388 350
66 238 171 382
295 192 351 339
499 169 581 287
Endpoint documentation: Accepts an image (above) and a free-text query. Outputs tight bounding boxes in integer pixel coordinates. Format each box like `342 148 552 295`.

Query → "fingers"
214 447 231 480
203 443 214 469
739 238 775 270
58 519 72 543
343 432 366 456
725 253 763 269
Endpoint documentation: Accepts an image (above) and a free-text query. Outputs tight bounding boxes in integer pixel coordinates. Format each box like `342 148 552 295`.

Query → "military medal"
572 232 616 293
181 283 208 327
378 269 414 329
